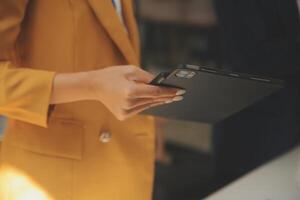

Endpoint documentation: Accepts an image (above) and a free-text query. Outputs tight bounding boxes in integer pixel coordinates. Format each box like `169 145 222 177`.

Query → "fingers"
116 96 184 121
127 67 155 83
123 96 183 110
129 84 185 99
124 101 168 120
125 66 186 98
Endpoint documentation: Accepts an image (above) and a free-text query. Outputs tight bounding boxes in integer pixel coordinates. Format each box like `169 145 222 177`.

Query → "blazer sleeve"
0 0 56 128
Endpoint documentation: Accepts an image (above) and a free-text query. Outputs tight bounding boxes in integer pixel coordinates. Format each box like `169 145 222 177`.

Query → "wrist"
78 71 99 101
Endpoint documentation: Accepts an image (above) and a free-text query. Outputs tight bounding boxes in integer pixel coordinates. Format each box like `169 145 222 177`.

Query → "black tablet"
142 64 284 123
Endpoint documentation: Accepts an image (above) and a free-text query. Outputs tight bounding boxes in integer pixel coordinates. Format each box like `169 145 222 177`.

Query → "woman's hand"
51 65 185 121
87 65 184 120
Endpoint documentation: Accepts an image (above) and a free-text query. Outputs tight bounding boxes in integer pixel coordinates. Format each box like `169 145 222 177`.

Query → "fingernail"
165 100 173 104
176 90 186 96
152 102 164 107
173 96 184 101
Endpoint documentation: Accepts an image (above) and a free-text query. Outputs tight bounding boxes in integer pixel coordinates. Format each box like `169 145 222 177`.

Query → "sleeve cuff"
0 67 56 128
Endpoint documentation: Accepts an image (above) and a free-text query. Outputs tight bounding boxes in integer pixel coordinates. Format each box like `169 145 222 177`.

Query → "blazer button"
99 131 112 143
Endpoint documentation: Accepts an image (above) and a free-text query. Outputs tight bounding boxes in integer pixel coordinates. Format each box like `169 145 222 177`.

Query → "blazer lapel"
122 0 141 60
87 0 139 65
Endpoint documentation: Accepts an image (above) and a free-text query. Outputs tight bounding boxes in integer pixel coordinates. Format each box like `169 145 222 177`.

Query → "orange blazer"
0 0 155 199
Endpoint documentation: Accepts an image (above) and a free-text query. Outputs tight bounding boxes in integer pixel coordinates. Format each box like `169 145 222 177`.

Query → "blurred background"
136 0 300 199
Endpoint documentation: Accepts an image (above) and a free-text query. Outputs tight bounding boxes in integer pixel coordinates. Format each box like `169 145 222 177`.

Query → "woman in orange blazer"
0 0 185 199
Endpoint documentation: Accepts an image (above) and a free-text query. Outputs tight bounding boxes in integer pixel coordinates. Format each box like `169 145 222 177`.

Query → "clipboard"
142 64 284 123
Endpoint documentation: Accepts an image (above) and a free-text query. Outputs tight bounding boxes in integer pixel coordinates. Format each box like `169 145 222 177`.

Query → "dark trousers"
213 87 300 186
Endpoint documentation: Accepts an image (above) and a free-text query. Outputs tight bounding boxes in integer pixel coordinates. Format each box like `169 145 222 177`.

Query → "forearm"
50 71 95 104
